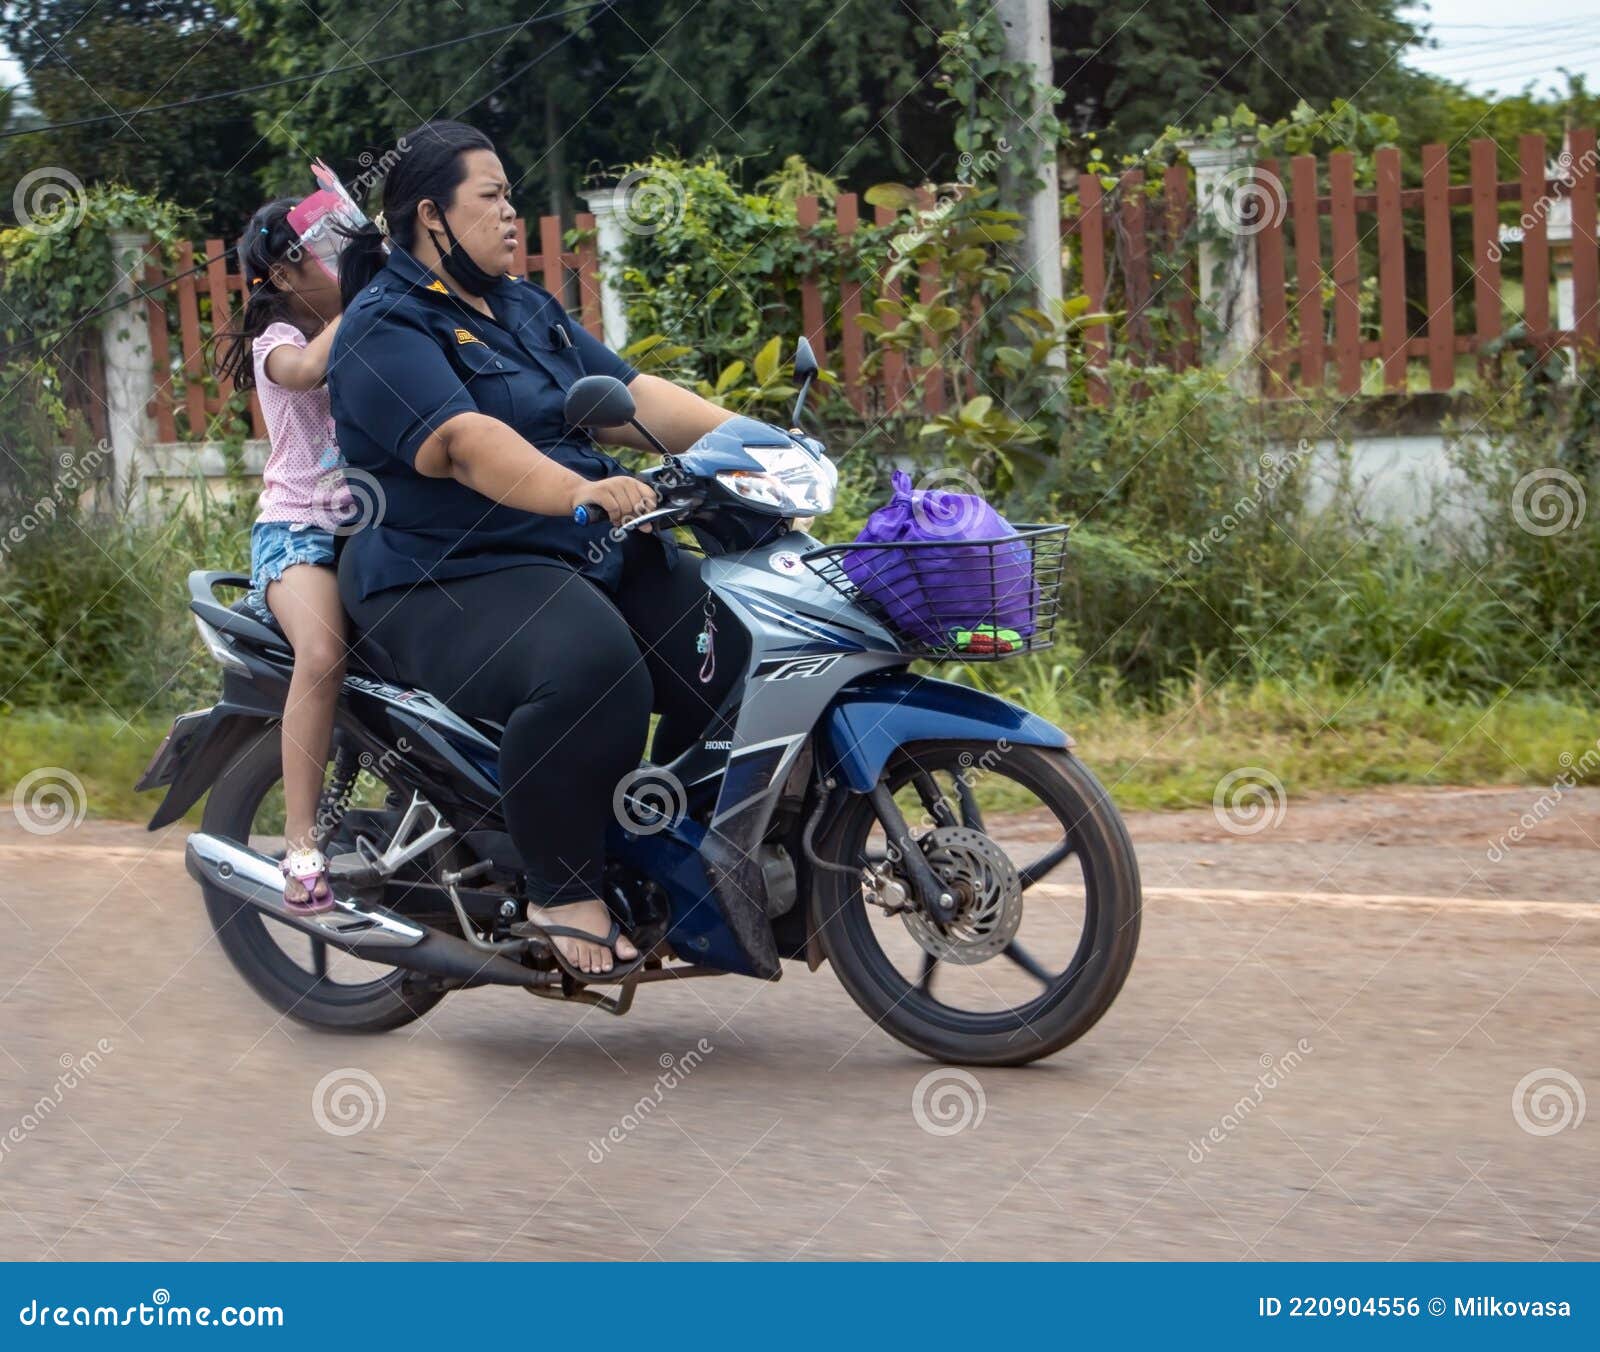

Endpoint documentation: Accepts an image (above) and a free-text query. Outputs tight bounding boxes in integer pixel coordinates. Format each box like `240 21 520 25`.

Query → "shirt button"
495 360 504 369
368 286 378 294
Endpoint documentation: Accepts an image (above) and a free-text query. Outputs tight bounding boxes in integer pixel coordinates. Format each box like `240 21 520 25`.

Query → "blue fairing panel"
819 672 1072 791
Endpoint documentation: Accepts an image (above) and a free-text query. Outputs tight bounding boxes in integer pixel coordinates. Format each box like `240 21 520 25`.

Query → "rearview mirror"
794 336 819 382
564 375 636 429
792 336 819 427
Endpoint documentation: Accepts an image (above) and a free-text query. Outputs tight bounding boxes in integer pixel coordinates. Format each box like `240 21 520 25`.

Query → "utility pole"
996 0 1062 322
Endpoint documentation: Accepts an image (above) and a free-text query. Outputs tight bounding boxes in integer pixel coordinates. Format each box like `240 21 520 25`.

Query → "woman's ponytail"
338 222 389 310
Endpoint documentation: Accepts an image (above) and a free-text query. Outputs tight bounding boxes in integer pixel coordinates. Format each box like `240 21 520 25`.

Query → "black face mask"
426 203 502 297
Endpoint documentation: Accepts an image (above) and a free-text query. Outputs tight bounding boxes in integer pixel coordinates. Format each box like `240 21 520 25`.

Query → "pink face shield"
285 159 370 282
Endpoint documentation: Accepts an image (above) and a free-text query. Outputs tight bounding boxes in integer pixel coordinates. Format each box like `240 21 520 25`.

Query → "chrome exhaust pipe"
185 833 540 988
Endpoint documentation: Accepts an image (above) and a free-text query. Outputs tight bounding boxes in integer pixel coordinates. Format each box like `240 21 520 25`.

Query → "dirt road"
1 785 1595 1261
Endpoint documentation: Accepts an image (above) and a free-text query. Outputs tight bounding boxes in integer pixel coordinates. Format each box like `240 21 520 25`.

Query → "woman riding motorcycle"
329 120 742 980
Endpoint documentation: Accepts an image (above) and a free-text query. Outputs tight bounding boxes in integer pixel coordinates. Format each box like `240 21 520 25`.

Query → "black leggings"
345 535 741 904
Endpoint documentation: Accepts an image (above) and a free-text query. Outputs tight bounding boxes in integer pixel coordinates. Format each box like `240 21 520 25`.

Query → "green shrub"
1 462 254 715
616 156 875 389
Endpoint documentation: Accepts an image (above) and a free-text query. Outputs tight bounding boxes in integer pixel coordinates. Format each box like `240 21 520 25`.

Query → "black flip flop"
521 917 647 984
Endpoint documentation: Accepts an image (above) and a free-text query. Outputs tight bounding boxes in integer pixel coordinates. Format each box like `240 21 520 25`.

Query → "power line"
1429 20 1598 30
1425 44 1600 83
1422 19 1598 52
0 0 619 142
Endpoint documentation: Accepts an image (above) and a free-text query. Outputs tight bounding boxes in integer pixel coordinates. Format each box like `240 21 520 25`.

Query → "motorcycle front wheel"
813 740 1141 1066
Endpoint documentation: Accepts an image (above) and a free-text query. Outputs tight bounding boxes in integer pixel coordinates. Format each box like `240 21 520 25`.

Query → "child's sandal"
282 847 336 914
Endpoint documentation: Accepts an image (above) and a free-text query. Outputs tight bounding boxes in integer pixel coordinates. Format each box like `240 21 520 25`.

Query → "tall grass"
6 678 1589 827
1 463 254 715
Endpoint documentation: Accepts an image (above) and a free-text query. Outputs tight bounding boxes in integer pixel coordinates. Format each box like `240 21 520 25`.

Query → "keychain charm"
697 597 717 684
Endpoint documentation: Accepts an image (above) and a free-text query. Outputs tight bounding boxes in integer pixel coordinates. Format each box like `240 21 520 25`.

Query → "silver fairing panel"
700 530 905 830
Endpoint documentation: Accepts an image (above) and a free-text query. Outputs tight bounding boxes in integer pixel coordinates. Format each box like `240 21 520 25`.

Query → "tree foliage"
0 1 270 232
1048 0 1423 154
224 0 958 221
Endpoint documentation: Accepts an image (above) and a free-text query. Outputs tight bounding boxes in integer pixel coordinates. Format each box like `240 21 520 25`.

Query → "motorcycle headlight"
716 444 837 515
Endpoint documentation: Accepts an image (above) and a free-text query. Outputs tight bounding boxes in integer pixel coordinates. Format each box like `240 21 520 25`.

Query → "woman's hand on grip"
571 475 657 529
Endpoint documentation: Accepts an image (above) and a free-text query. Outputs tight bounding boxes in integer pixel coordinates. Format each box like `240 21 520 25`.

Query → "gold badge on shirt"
454 328 484 346
425 279 449 294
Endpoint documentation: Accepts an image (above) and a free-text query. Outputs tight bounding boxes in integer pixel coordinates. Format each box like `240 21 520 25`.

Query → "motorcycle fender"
139 704 281 831
818 671 1072 792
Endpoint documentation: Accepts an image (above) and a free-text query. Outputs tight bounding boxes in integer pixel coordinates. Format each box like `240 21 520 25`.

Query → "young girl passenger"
216 197 348 912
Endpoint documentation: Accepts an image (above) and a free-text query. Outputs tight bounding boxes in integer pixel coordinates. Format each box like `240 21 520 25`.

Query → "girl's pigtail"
214 198 302 393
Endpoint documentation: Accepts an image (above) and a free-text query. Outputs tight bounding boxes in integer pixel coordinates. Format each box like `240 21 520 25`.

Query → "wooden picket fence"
131 130 1600 440
1252 130 1599 396
133 186 1195 438
141 212 605 442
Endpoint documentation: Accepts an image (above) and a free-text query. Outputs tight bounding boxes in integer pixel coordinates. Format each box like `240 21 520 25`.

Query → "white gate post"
1185 140 1263 393
582 187 630 352
1547 135 1577 381
101 229 156 507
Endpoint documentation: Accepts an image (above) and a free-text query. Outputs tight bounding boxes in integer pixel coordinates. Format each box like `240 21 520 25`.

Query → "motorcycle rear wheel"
200 728 447 1033
814 741 1141 1066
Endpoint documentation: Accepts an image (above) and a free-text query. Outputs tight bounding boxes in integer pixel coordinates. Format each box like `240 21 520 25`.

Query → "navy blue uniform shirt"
328 247 649 601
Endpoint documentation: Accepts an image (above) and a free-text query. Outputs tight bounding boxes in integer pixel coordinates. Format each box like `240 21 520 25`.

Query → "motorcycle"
137 340 1140 1065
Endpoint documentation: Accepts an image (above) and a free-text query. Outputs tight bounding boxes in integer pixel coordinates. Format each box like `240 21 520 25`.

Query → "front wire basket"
801 523 1068 661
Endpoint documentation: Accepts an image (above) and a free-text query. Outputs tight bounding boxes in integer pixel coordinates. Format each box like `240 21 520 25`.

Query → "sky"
1404 1 1600 94
1 4 1597 110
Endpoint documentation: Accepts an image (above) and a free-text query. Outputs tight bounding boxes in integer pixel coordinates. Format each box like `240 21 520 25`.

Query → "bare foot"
537 897 638 974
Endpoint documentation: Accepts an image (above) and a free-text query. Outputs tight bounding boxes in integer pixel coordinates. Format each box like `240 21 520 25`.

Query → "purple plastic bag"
841 470 1036 646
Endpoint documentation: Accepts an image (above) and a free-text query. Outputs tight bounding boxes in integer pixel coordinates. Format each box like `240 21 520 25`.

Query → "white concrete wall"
137 433 1474 531
1300 432 1482 529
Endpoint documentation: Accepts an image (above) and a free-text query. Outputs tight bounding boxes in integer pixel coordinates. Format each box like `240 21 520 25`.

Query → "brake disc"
901 826 1023 964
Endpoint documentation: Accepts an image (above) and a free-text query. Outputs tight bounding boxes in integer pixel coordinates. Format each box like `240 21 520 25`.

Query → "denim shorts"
248 520 337 621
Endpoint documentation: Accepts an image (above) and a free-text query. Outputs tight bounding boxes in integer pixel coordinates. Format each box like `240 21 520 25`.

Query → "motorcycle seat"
225 597 405 685
191 572 491 733
184 569 401 685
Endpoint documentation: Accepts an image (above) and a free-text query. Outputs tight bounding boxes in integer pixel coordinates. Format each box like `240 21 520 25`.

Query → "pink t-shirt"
253 322 351 525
